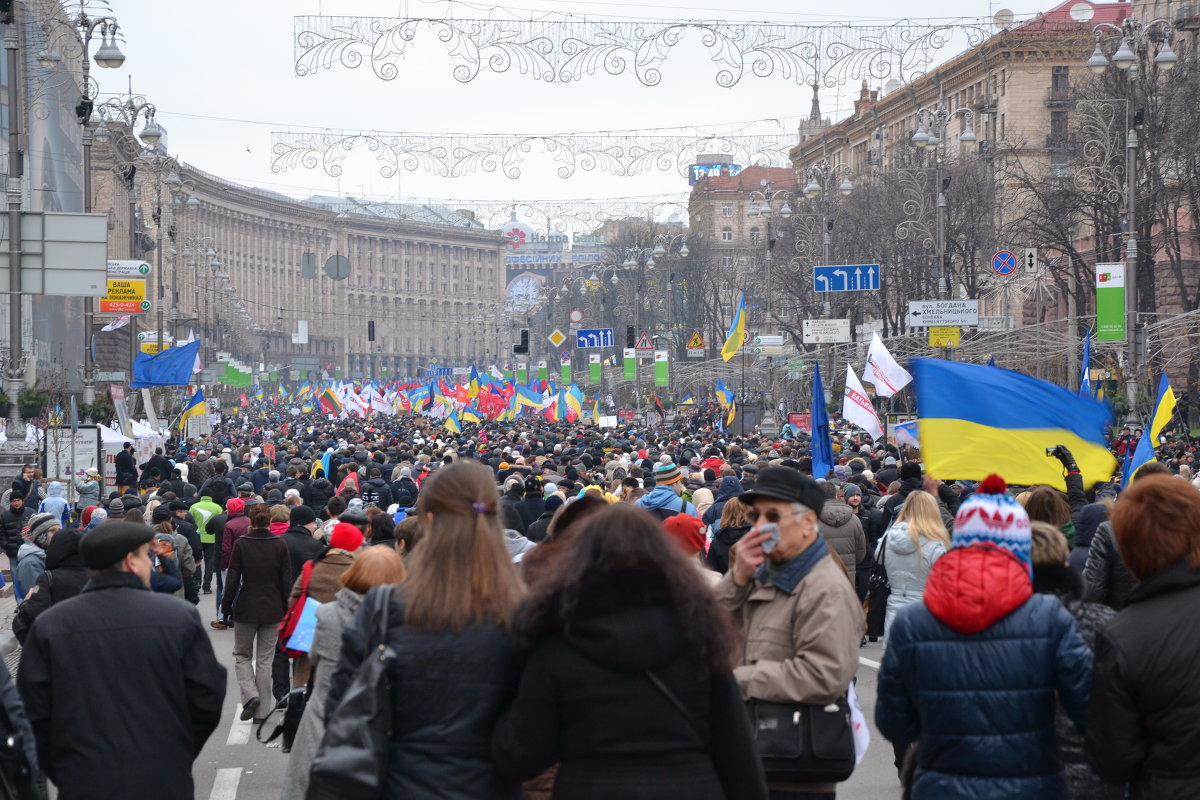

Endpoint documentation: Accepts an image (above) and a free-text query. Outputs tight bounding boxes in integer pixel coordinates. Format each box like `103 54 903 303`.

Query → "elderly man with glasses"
717 465 865 800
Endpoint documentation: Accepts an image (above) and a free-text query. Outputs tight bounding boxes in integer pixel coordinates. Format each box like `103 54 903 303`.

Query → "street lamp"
908 101 977 298
29 6 129 410
746 179 794 318
1087 14 1175 422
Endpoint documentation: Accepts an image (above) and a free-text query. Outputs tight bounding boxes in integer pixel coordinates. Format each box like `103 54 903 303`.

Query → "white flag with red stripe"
861 332 912 398
843 364 884 441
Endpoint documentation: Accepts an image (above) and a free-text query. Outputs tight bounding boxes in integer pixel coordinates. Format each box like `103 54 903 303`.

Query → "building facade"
90 142 507 381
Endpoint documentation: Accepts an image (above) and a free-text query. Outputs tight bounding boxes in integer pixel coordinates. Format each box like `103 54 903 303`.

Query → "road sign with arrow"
812 264 881 292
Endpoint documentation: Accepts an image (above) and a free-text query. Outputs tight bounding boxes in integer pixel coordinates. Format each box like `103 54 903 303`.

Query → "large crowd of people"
0 405 1196 800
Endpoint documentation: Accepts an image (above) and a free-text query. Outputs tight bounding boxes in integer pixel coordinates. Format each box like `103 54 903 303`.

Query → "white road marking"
226 706 252 745
208 767 242 800
859 656 881 669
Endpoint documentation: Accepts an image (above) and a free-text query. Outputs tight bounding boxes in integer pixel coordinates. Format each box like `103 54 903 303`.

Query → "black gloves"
1050 444 1078 472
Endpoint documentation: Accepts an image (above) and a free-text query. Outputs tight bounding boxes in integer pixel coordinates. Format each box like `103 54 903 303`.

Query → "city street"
190 620 899 799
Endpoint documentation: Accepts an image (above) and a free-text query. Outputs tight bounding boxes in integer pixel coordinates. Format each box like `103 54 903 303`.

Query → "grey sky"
101 0 1035 212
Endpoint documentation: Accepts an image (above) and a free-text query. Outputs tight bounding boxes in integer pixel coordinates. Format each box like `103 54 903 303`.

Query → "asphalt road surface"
192 618 901 800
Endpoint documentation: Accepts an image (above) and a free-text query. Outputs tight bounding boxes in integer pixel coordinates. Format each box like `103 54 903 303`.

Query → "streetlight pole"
1087 15 1175 422
747 180 793 319
910 103 977 299
4 22 24 430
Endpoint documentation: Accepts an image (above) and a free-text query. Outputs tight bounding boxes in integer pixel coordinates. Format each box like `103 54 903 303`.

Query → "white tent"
100 425 134 492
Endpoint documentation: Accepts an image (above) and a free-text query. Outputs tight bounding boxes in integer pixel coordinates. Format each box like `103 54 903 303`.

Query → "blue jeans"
214 568 227 622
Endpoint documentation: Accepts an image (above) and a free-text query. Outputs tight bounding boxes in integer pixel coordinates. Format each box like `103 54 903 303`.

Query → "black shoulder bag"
307 585 394 799
865 531 891 639
745 696 856 785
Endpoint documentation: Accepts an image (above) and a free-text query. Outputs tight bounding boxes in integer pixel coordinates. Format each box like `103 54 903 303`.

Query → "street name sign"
802 319 851 344
905 300 978 327
812 264 880 292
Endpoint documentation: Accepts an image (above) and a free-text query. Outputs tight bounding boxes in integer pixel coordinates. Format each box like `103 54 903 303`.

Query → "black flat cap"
739 466 825 514
80 522 154 570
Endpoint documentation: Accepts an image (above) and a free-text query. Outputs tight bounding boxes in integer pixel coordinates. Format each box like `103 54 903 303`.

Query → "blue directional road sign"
812 264 880 293
575 327 615 348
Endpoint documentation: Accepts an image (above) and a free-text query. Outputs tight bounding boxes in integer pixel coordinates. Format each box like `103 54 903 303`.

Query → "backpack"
649 494 688 522
207 477 236 507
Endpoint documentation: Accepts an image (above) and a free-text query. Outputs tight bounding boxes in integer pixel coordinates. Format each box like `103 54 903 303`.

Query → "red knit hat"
330 522 364 552
662 513 706 555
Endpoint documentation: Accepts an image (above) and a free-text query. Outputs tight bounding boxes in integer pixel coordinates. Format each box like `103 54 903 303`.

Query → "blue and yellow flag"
912 359 1116 489
444 410 462 434
179 389 207 429
1123 374 1177 487
714 379 733 407
720 293 746 362
679 395 695 406
461 405 481 424
468 365 480 399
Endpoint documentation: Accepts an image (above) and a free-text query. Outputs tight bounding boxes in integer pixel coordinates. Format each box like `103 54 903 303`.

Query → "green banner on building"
560 354 572 385
1096 263 1126 341
653 350 669 387
623 348 636 382
537 360 548 382
516 363 528 384
589 354 602 385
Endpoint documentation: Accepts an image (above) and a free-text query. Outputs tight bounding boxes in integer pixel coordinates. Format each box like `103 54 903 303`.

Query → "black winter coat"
221 529 291 625
1086 562 1200 799
13 529 89 645
706 523 750 574
307 478 335 514
114 450 138 486
1083 522 1139 610
513 495 545 530
0 504 31 559
525 509 555 544
17 572 226 799
493 585 767 800
326 587 522 800
1032 564 1125 800
282 524 326 583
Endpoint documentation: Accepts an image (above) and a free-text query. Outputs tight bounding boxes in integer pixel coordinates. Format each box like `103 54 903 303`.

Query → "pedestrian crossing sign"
686 331 704 348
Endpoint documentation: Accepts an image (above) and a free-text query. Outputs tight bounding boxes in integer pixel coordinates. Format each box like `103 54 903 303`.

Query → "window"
1050 110 1068 138
1050 155 1069 179
721 203 734 217
721 256 733 269
721 227 733 242
1052 65 1069 90
750 227 761 246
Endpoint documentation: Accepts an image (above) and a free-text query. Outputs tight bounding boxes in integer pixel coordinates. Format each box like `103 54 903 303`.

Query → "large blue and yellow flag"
720 293 746 362
1123 374 1177 488
912 359 1116 489
444 410 462 434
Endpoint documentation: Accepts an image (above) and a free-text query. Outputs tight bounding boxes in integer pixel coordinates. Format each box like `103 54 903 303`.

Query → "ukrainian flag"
912 359 1116 489
461 405 481 424
179 389 207 429
679 395 695 406
514 385 543 409
721 293 746 362
444 410 462 434
1123 374 1177 487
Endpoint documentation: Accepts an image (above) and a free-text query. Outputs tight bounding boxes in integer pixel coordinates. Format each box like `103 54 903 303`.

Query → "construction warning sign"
100 279 151 313
686 331 704 348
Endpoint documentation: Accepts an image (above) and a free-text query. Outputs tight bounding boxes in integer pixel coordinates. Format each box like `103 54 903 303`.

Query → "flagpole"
740 352 746 437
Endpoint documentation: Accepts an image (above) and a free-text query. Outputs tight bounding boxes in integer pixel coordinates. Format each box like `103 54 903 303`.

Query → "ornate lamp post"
908 102 978 298
1087 14 1176 421
747 179 794 318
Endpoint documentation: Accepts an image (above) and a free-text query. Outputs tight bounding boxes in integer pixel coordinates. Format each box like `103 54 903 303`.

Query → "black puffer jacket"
13 529 89 645
307 478 335 514
0 503 31 559
706 523 750 574
1083 522 1139 610
326 587 522 800
701 477 743 528
1032 564 1125 800
1087 562 1200 799
492 573 766 800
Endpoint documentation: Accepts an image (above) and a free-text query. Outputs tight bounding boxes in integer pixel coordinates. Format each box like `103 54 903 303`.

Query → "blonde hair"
895 491 951 551
269 504 291 523
1030 521 1069 566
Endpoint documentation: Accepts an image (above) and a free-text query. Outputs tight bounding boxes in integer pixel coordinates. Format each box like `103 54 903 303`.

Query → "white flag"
862 332 913 398
183 329 203 374
101 315 130 332
843 364 884 442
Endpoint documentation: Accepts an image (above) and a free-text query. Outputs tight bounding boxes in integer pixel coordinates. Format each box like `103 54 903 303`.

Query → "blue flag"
987 357 996 367
1078 327 1093 399
131 340 201 389
811 363 834 479
1120 439 1135 490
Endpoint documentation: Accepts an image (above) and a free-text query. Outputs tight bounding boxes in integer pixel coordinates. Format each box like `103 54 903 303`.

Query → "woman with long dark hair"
493 503 766 800
324 460 526 798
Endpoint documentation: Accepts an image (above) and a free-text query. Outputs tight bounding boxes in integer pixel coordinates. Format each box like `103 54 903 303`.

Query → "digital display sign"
689 163 744 185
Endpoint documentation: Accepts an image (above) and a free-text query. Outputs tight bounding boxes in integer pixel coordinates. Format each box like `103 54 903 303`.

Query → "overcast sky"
99 0 1039 217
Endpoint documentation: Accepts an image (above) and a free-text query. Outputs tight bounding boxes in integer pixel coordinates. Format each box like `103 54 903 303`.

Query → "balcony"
973 94 998 113
1045 86 1075 107
1175 1 1200 30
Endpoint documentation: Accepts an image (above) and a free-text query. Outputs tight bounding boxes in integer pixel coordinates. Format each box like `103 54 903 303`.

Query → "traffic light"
626 326 635 348
367 320 376 342
512 328 529 355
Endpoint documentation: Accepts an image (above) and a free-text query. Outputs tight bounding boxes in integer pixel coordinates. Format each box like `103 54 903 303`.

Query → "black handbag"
865 532 891 638
307 585 394 799
747 697 856 784
256 683 310 753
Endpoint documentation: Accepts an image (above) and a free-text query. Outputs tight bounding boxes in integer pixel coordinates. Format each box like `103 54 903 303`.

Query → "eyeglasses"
746 509 804 525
